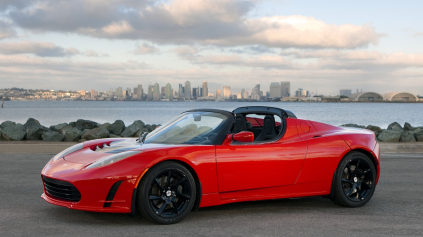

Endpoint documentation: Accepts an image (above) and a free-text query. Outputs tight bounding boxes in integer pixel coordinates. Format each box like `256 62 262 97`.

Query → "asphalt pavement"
1 153 422 237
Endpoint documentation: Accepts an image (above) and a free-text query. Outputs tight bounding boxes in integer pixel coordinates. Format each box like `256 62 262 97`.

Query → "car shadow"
42 196 338 226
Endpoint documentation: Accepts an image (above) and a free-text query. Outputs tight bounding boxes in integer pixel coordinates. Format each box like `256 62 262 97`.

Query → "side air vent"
42 176 81 202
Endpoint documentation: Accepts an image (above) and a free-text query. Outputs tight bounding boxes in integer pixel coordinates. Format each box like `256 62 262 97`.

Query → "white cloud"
133 43 160 54
0 41 80 57
5 0 379 49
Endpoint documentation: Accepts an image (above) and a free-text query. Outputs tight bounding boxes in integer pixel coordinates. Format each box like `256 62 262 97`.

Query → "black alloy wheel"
138 162 196 224
332 151 377 207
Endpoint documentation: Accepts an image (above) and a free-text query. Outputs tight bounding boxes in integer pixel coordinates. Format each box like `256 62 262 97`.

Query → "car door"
215 117 307 193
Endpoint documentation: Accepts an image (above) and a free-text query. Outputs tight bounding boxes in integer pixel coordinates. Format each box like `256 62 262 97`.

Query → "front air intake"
42 176 81 202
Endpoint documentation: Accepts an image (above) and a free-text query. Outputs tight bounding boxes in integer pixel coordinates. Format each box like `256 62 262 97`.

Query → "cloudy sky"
0 0 422 95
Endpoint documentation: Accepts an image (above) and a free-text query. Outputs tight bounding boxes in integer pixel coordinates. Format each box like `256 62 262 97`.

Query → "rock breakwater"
0 118 159 142
341 122 423 142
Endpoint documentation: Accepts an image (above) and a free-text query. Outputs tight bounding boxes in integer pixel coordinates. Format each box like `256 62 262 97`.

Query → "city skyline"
0 1 423 95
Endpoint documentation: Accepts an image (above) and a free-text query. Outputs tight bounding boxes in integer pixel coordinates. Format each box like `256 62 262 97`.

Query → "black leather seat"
255 115 278 141
232 114 247 133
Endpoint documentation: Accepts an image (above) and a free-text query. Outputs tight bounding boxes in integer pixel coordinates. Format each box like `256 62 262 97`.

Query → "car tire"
331 151 377 207
137 161 196 224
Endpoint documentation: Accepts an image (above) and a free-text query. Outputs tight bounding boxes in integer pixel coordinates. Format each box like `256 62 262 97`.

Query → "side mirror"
232 131 254 143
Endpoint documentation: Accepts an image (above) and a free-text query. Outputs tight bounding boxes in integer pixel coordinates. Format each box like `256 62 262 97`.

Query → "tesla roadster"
41 106 380 224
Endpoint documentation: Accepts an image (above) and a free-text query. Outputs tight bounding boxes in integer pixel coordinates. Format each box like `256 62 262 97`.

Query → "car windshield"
144 112 229 145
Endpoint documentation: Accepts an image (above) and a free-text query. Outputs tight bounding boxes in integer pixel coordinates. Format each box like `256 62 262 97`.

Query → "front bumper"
41 156 144 213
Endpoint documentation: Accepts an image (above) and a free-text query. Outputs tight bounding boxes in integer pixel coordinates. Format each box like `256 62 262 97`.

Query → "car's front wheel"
332 151 377 207
137 161 196 224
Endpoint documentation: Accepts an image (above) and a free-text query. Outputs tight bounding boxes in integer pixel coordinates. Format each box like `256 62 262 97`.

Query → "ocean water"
0 101 422 129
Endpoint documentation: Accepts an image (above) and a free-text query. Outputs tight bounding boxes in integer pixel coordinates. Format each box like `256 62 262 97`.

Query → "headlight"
85 150 142 169
52 143 84 162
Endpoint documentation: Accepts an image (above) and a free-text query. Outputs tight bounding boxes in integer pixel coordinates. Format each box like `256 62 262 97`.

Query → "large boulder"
75 119 98 130
0 121 26 141
387 122 404 132
135 127 150 137
403 122 414 131
340 124 365 128
366 125 382 136
415 130 423 142
50 123 69 133
98 123 111 129
400 131 416 142
121 120 145 137
63 127 83 142
108 120 126 135
378 130 402 142
24 118 47 140
42 131 65 142
81 127 109 140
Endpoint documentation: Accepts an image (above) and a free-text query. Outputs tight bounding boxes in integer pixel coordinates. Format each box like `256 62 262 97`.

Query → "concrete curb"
0 142 77 153
379 143 423 153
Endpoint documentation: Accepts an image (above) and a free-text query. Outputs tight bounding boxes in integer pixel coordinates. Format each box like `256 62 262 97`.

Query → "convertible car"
41 106 380 224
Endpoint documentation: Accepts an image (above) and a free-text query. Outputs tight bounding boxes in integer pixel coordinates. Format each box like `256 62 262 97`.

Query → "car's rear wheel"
332 151 377 207
137 161 196 224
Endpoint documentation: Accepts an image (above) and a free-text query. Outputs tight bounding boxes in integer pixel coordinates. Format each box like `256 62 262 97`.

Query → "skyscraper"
178 84 184 98
269 82 281 98
251 84 260 100
116 87 123 99
202 81 208 97
165 83 173 100
281 81 290 97
153 83 160 101
184 81 191 100
137 84 143 99
223 86 231 99
147 84 153 100
216 89 222 98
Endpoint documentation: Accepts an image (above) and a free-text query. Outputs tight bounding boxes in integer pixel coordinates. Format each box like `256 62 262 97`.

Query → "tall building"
178 84 184 98
202 81 208 97
216 89 222 98
115 87 123 99
281 81 290 97
108 88 113 96
137 84 143 99
184 81 191 100
340 89 352 97
147 84 153 100
165 83 173 100
269 82 281 98
223 86 231 99
251 84 260 100
153 83 160 101
192 88 199 99
91 89 95 99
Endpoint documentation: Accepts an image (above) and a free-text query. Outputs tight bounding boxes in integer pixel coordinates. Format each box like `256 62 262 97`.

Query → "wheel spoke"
357 188 362 199
171 178 188 188
149 195 162 200
175 191 190 200
157 203 167 216
154 178 164 191
345 185 355 197
171 200 179 214
363 169 371 174
342 178 353 184
166 171 173 187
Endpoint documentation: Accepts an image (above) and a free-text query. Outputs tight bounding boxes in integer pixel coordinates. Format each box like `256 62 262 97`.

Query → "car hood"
63 139 170 164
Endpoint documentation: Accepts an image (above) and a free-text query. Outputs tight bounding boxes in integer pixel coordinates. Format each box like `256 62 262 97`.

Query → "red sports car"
41 106 380 224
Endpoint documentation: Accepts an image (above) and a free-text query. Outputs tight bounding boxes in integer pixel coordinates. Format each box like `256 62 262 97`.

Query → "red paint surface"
41 116 379 212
